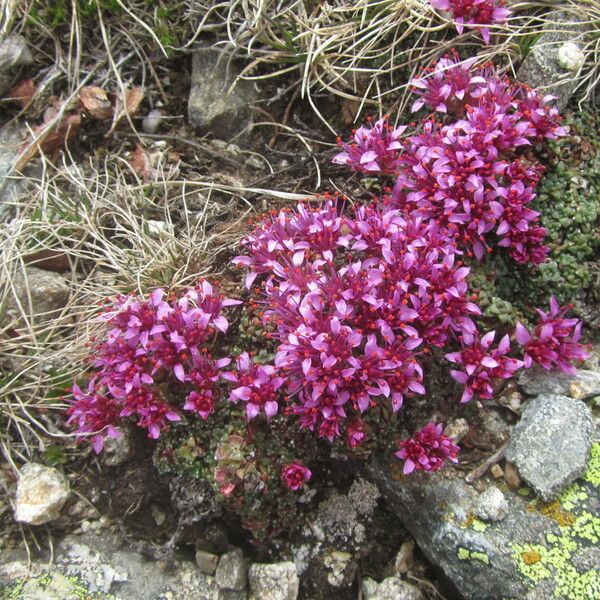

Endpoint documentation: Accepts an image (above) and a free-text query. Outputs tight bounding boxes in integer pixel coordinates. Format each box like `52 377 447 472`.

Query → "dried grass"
0 150 308 467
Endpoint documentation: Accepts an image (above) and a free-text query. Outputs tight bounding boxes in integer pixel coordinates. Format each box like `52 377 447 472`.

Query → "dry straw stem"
186 0 600 129
0 152 294 464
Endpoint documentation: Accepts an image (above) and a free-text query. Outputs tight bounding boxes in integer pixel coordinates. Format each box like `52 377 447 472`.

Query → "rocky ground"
1 363 598 599
1 6 600 600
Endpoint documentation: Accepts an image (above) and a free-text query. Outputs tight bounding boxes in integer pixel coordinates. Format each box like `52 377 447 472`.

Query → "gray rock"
103 428 133 466
369 447 600 600
142 109 163 134
472 486 508 522
445 417 470 442
372 577 424 600
188 48 256 139
1 530 220 600
248 562 299 600
517 11 586 109
216 548 247 591
1 266 70 329
196 549 220 575
506 394 593 501
14 463 70 525
479 407 510 445
0 34 33 96
362 577 380 599
0 121 28 209
519 367 600 400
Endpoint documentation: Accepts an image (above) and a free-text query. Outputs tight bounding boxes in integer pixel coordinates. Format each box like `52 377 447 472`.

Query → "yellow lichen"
537 500 576 527
583 442 600 487
521 550 541 565
459 511 488 531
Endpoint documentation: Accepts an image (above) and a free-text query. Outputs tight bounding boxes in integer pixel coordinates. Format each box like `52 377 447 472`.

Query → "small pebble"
504 462 522 490
490 464 504 479
143 109 163 134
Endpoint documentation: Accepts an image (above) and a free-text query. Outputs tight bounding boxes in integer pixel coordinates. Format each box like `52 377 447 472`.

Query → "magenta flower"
67 379 122 453
515 298 589 374
516 89 569 141
333 117 406 173
345 419 366 448
281 462 312 490
68 281 237 447
395 423 460 474
430 0 511 44
224 353 285 420
446 331 523 402
410 53 485 113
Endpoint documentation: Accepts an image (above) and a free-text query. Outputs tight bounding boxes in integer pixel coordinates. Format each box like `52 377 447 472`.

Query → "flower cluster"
333 116 406 173
335 54 567 264
224 352 285 420
446 331 523 403
515 297 589 374
234 200 480 445
395 423 460 474
429 0 511 44
67 282 239 451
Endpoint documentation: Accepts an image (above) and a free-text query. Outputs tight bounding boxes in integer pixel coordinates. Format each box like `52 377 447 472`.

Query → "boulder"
1 266 70 329
506 394 593 501
362 576 424 600
517 11 586 108
0 34 33 96
369 442 600 600
216 548 247 592
519 367 600 400
188 48 256 140
1 529 222 600
248 562 299 600
196 549 219 575
14 463 70 525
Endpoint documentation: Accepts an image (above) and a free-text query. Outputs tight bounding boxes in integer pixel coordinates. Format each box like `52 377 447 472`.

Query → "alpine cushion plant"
281 462 312 490
224 352 285 420
445 331 523 403
69 48 589 516
339 53 567 264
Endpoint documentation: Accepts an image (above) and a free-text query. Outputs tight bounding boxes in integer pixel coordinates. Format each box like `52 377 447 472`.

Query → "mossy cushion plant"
66 55 592 541
474 108 600 324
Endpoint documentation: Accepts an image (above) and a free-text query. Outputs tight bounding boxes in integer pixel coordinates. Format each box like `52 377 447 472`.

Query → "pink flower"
281 462 312 490
68 281 236 447
410 53 485 113
225 353 285 420
333 117 406 173
430 0 511 44
345 419 366 448
446 331 524 402
395 423 459 474
515 298 589 374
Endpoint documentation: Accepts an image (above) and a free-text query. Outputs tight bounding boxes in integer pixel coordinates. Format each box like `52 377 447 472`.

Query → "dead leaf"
341 98 361 125
16 105 81 171
7 78 36 109
107 86 144 136
23 249 72 272
130 144 155 181
79 86 113 120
